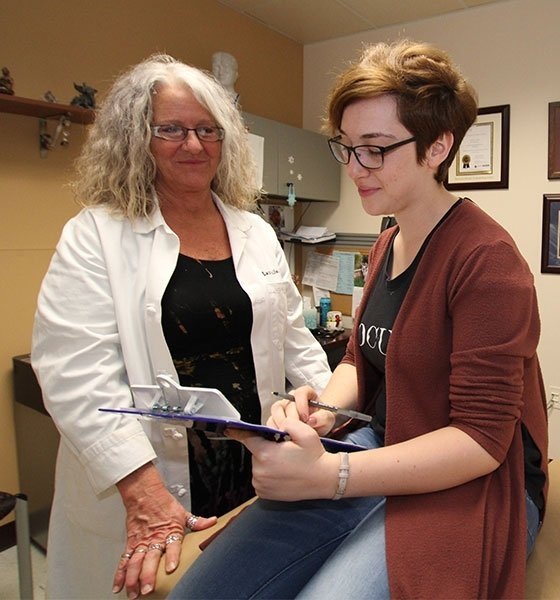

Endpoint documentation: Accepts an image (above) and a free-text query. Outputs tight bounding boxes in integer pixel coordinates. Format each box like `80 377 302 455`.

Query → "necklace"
195 258 213 279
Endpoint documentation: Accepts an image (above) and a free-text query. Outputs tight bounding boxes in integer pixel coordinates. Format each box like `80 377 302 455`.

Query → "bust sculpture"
212 51 239 105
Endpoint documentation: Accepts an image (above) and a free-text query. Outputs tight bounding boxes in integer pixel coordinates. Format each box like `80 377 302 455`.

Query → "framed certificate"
446 105 510 190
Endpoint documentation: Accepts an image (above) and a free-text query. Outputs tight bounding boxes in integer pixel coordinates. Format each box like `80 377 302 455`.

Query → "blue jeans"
526 489 540 557
168 426 541 599
169 427 386 600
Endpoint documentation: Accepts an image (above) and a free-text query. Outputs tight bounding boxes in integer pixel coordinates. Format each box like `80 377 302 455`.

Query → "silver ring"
121 552 132 560
133 547 148 554
186 515 199 531
148 542 165 553
165 533 183 546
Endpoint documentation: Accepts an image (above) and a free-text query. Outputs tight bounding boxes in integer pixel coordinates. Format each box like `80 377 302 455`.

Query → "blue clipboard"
98 406 366 453
99 374 367 453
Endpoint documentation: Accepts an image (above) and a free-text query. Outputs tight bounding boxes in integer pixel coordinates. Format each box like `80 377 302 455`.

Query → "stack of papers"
278 225 336 244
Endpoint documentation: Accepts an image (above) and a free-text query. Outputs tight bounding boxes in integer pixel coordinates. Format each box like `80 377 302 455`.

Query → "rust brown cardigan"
343 200 548 599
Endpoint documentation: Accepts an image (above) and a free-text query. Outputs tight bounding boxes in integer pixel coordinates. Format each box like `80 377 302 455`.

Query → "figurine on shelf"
0 66 15 95
43 90 57 103
70 82 97 109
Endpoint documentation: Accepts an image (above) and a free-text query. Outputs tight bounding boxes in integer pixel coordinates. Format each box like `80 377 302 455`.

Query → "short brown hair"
325 40 478 183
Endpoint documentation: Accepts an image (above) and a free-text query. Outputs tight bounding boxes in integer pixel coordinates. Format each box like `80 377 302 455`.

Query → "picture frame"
548 102 560 179
541 194 560 273
445 104 510 190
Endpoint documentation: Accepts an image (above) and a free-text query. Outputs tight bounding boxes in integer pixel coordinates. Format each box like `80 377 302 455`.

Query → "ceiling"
217 0 507 44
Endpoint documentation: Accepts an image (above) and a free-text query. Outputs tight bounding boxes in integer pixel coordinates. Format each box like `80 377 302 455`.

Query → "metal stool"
0 492 34 599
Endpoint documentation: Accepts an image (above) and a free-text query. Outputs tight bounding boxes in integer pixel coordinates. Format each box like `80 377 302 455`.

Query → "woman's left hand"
113 463 217 598
227 418 339 501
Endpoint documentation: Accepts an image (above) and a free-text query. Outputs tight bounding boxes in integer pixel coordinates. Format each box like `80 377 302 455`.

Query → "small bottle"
302 296 318 329
319 297 331 328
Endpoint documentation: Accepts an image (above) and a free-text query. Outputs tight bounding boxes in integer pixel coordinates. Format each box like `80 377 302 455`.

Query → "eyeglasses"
328 136 416 170
151 124 225 143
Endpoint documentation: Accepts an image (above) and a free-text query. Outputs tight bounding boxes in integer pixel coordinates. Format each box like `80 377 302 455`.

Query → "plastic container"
319 297 331 327
302 296 318 329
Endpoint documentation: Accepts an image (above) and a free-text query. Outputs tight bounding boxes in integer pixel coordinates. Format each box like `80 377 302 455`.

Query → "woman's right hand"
268 385 336 436
113 463 217 599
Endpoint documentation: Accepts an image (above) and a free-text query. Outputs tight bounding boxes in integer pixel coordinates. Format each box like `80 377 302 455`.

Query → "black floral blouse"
161 254 260 516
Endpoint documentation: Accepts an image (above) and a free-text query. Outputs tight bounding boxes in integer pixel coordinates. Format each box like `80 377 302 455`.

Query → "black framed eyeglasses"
328 136 416 170
151 124 225 142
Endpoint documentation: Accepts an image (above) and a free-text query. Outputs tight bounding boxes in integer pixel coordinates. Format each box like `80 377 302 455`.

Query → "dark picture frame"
548 102 560 179
541 194 560 273
445 104 510 190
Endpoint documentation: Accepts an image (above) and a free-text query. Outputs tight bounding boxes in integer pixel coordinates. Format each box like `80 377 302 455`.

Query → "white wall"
301 0 560 427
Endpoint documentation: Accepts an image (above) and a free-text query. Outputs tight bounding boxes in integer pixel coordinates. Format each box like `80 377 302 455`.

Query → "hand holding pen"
272 391 372 423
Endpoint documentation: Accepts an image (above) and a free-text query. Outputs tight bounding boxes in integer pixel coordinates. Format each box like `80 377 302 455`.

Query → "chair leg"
15 494 34 600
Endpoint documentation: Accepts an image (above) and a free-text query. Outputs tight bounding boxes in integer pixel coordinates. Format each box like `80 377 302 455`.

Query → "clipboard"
99 374 367 453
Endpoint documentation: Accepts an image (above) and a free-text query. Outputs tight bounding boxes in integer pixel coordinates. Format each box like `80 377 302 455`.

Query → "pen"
271 391 372 423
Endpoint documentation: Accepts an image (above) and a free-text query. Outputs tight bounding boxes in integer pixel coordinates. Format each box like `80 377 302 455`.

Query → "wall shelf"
0 94 94 124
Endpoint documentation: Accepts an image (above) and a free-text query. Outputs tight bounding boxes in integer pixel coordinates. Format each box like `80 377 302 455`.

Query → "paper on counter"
293 225 328 239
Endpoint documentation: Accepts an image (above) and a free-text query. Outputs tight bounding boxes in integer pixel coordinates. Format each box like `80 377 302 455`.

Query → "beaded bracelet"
332 452 350 500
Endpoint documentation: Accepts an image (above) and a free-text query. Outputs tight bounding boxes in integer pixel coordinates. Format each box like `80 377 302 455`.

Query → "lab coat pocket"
267 282 289 350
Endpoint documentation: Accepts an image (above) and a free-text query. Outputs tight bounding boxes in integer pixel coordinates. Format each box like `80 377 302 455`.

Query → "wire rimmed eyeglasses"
151 124 225 142
328 136 416 170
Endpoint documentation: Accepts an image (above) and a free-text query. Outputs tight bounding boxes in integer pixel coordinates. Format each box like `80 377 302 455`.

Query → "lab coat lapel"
213 194 251 270
141 209 180 379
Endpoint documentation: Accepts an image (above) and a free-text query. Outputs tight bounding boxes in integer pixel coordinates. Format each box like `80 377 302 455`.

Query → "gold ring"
121 552 132 560
134 547 148 554
148 542 165 552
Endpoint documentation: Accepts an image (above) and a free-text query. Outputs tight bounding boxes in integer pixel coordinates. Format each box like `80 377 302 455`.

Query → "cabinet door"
242 112 340 202
277 123 339 202
242 112 278 196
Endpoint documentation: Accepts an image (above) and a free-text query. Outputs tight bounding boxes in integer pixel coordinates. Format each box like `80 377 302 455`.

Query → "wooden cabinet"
243 112 340 202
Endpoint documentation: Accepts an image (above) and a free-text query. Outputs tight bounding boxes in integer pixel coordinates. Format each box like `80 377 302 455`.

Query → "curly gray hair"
73 54 259 218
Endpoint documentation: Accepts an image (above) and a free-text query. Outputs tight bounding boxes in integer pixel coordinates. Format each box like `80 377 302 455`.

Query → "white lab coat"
31 194 331 599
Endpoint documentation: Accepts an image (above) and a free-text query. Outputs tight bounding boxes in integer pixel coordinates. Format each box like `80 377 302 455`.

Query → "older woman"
31 54 330 599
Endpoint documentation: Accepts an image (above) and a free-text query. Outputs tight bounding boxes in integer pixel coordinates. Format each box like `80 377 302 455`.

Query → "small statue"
0 66 15 95
212 52 239 106
70 82 97 109
43 90 57 103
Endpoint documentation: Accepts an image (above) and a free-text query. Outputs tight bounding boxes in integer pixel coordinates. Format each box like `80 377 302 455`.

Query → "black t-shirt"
358 200 544 512
358 241 418 438
359 200 460 435
161 254 259 516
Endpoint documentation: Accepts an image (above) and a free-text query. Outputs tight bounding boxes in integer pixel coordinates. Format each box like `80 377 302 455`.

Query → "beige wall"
0 0 303 522
301 0 560 446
